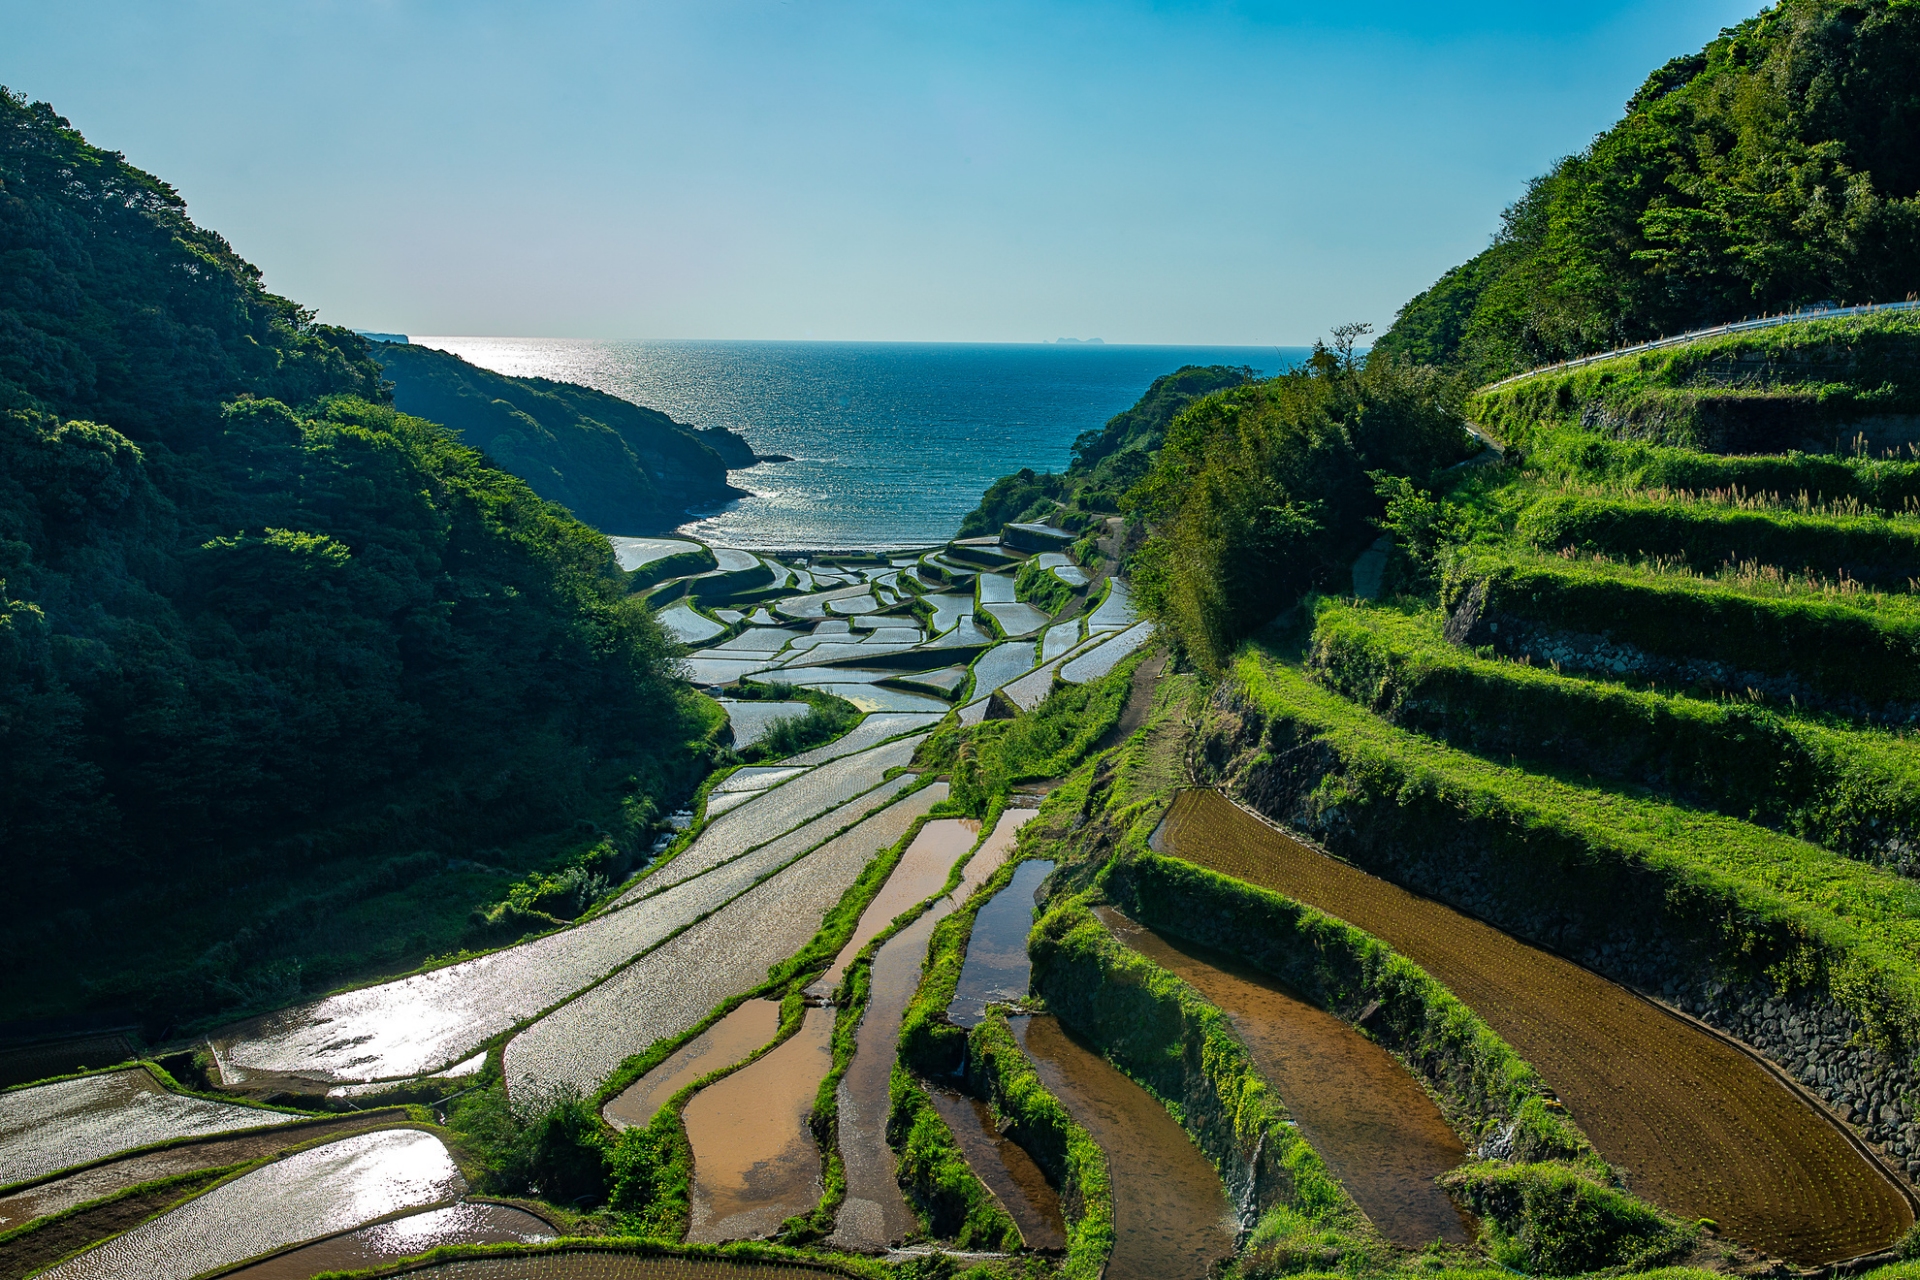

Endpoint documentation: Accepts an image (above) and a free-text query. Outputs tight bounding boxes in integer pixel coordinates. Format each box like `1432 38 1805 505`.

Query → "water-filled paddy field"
41 1128 462 1280
927 1089 1066 1252
1094 907 1472 1247
603 1000 783 1131
0 1110 406 1230
1159 788 1912 1263
221 1201 555 1278
949 861 1054 1027
1011 1016 1237 1280
0 1069 283 1186
507 784 948 1096
684 1007 836 1243
368 1250 856 1280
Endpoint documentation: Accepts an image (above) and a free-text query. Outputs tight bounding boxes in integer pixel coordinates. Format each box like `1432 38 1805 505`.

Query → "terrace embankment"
343 1249 858 1280
1092 906 1471 1247
1156 787 1909 1263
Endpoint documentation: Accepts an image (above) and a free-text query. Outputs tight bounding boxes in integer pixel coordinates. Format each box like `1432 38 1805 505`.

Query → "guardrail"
1478 298 1920 392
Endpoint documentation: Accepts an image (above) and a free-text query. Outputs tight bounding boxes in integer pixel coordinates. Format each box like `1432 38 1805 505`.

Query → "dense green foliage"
1126 345 1471 671
915 654 1138 814
1307 599 1920 864
1377 0 1920 379
0 91 713 1026
1441 1163 1695 1275
954 365 1254 538
1230 648 1920 1051
375 341 752 533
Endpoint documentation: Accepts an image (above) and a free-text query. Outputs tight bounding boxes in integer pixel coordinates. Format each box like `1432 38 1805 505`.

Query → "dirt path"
1159 789 1911 1264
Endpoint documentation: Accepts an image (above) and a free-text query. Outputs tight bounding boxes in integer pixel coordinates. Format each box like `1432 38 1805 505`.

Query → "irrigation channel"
1158 788 1912 1263
948 859 1236 1278
0 537 1151 1276
1093 907 1473 1247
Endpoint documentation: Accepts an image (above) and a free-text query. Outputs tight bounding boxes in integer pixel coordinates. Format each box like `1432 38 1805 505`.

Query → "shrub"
1442 1162 1695 1275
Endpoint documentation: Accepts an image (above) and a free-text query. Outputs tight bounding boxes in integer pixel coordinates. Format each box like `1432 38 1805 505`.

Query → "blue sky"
2 1 1760 344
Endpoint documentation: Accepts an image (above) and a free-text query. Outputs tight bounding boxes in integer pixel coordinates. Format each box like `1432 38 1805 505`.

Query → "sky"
2 1 1762 345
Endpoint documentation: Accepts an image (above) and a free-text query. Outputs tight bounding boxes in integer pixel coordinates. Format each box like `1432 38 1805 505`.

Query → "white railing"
1479 298 1920 392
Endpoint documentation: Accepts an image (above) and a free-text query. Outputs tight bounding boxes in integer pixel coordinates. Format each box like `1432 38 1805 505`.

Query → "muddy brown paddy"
927 1090 1066 1251
604 1001 782 1132
1012 1015 1235 1280
684 1007 835 1242
1095 906 1472 1247
1160 788 1912 1263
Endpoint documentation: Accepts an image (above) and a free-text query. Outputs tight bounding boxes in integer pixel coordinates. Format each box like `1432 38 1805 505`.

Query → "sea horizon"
410 335 1309 549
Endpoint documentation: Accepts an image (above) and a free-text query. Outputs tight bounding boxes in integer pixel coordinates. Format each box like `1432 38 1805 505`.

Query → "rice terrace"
9 3 1920 1280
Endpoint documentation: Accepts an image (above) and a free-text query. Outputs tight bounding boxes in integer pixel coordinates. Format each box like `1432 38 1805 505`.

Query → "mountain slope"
0 90 714 1029
1375 0 1920 381
373 341 755 533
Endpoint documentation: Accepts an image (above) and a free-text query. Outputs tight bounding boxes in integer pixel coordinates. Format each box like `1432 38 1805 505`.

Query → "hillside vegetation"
0 90 715 1029
374 341 757 533
1375 0 1920 381
955 363 1253 538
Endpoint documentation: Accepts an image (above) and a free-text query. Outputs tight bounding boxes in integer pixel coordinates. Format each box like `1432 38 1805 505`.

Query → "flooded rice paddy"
1040 621 1083 663
685 1006 836 1242
982 602 1049 638
609 537 702 571
0 1069 283 1186
221 1201 554 1278
782 713 945 766
928 1090 1067 1252
952 809 1037 903
603 1000 783 1131
814 817 980 993
1094 907 1472 1247
634 736 926 896
976 574 1017 605
380 1251 843 1280
506 785 948 1096
42 1128 461 1280
1084 579 1137 632
1160 789 1912 1263
949 861 1054 1027
0 1113 404 1230
1059 620 1153 684
831 908 946 1251
217 772 918 1090
710 700 811 749
1012 1016 1236 1280
966 643 1038 703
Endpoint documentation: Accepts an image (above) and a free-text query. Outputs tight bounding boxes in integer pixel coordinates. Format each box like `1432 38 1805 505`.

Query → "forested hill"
373 342 758 533
955 364 1252 537
1374 0 1920 382
0 90 715 1030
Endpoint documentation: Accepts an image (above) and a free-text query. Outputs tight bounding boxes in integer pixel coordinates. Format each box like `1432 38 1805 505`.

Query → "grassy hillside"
1374 0 1920 381
0 90 717 1030
374 341 757 534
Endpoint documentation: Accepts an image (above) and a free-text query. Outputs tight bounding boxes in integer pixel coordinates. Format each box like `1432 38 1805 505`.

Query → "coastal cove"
412 338 1302 547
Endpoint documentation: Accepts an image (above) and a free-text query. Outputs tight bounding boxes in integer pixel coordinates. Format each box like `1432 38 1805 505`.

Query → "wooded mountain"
1375 0 1920 381
0 90 713 1029
372 342 757 533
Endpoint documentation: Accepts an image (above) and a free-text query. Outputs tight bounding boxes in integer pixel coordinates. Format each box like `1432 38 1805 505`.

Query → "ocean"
411 338 1306 549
